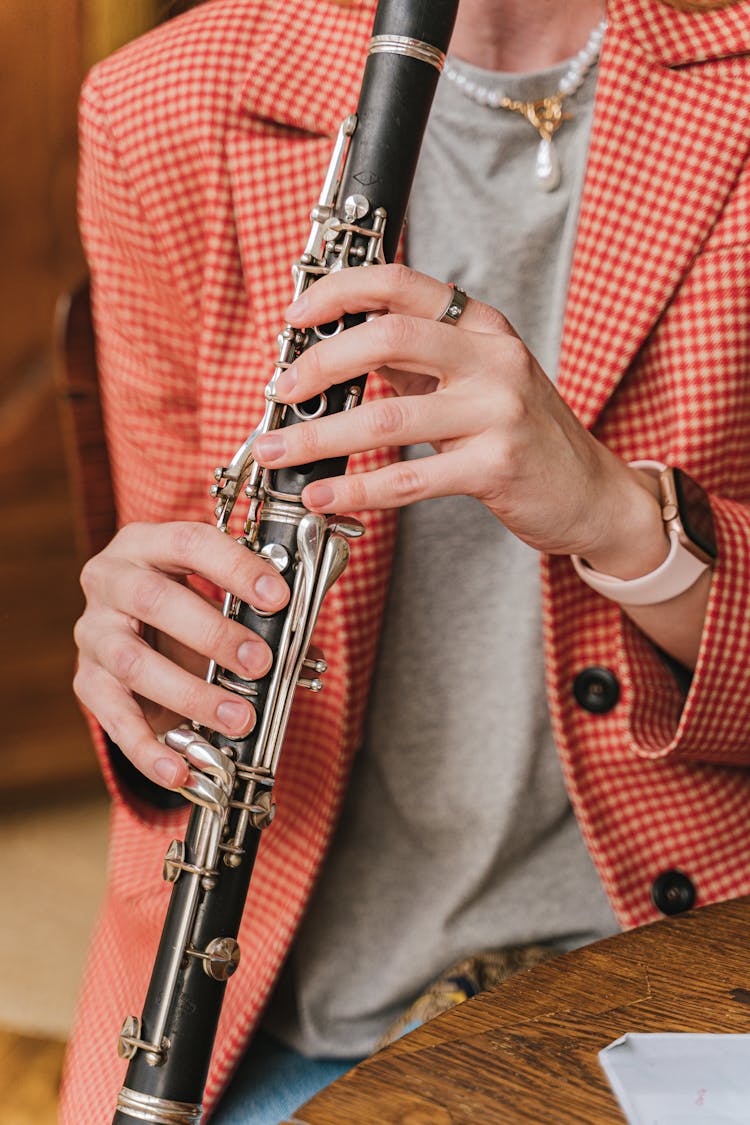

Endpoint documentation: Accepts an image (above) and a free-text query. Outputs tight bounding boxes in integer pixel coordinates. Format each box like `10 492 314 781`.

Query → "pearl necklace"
442 20 607 193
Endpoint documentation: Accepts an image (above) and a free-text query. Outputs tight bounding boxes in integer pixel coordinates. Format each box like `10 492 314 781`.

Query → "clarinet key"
186 938 241 981
162 840 185 884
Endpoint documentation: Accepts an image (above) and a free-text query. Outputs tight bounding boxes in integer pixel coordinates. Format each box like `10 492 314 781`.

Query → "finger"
299 448 473 513
261 312 490 409
74 661 190 790
137 692 186 734
253 390 478 471
284 262 512 337
89 620 257 741
99 522 290 614
377 366 440 397
148 630 211 681
98 557 274 680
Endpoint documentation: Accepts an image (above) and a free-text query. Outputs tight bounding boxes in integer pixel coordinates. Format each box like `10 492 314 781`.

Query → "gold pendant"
500 94 571 143
501 95 571 193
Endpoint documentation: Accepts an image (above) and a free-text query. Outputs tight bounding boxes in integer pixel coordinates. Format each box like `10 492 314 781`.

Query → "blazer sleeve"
619 492 750 766
77 69 207 823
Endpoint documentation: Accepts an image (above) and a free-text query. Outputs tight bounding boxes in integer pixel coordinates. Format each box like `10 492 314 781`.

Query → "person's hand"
73 521 289 789
252 264 666 578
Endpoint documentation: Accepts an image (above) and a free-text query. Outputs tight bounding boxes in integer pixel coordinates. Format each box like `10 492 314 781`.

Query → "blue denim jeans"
211 1031 364 1125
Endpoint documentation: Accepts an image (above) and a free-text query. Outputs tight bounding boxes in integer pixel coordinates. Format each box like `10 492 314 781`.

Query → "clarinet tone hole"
292 393 328 421
313 318 344 339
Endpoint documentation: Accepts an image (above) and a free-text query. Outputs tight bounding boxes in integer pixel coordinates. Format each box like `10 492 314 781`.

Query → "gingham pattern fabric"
60 0 750 1119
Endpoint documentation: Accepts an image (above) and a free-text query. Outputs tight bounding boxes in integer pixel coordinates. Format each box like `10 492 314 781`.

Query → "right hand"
73 521 290 790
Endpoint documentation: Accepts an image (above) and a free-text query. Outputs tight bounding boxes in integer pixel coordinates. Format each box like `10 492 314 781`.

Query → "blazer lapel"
558 0 750 430
237 0 375 136
226 0 376 331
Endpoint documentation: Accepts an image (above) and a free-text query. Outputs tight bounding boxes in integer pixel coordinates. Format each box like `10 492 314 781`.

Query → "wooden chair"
54 281 117 562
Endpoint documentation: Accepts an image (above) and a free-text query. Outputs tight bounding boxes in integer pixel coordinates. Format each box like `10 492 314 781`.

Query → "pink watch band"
570 461 710 607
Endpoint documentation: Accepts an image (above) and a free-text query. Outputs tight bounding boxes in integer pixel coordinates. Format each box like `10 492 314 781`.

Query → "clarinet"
113 2 458 1121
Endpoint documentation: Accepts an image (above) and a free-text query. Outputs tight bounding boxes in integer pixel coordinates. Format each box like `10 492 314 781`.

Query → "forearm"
621 570 711 672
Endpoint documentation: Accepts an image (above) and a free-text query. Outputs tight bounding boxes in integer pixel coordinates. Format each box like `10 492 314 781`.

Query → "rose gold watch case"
658 467 716 567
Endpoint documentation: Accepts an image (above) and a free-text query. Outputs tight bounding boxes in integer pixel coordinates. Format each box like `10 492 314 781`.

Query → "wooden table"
284 897 750 1124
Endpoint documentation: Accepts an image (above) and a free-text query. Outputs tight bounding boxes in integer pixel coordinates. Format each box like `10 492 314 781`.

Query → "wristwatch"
571 460 717 607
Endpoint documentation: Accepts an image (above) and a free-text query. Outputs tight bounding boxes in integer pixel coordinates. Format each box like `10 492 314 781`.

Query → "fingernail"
275 369 298 396
255 574 287 605
217 700 253 732
154 757 186 787
306 483 335 510
238 639 270 675
284 294 309 321
254 433 286 461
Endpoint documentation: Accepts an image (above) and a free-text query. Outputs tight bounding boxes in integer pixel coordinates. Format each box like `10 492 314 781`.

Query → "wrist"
581 463 670 580
571 461 716 608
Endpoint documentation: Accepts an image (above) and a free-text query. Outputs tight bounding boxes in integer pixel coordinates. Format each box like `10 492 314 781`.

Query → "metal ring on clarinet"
368 35 446 71
115 1088 202 1124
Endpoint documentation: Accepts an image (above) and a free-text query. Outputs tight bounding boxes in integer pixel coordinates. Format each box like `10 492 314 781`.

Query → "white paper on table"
599 1033 750 1124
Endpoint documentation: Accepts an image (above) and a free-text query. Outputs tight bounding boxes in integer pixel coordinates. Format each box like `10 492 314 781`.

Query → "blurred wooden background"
0 0 171 807
1 4 190 1121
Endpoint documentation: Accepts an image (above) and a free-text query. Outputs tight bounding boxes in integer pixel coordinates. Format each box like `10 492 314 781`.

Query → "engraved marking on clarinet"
368 34 446 71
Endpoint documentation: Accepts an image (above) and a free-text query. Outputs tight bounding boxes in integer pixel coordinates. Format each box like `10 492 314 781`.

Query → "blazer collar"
237 0 376 136
609 0 750 67
558 1 750 429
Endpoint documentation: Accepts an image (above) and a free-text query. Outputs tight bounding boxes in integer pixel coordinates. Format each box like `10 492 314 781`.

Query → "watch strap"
570 461 711 607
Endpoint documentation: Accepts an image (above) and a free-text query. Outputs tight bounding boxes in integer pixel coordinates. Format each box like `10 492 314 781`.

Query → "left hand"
252 264 664 573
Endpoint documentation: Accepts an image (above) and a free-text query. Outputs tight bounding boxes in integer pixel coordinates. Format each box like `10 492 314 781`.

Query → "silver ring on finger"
437 284 468 325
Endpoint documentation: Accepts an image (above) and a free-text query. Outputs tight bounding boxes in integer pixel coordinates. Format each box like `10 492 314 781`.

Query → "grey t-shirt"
265 54 619 1059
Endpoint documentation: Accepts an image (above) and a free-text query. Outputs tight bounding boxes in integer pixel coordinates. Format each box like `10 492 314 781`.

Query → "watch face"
673 468 718 560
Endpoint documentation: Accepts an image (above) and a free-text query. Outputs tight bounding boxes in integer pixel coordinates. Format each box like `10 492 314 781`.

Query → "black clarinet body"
113 2 458 1121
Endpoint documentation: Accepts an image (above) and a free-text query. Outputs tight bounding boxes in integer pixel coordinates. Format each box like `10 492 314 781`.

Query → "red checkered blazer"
61 0 750 1119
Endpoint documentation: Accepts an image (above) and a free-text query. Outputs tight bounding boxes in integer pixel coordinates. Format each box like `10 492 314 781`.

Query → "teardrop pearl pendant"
535 138 561 193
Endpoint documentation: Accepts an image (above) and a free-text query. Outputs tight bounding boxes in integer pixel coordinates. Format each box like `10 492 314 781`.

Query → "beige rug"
0 796 110 1040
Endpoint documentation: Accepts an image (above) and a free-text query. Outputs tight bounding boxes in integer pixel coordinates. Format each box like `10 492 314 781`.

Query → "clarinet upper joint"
209 116 386 542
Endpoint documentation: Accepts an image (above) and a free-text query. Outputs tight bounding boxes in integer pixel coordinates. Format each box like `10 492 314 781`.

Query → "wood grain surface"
285 897 750 1124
